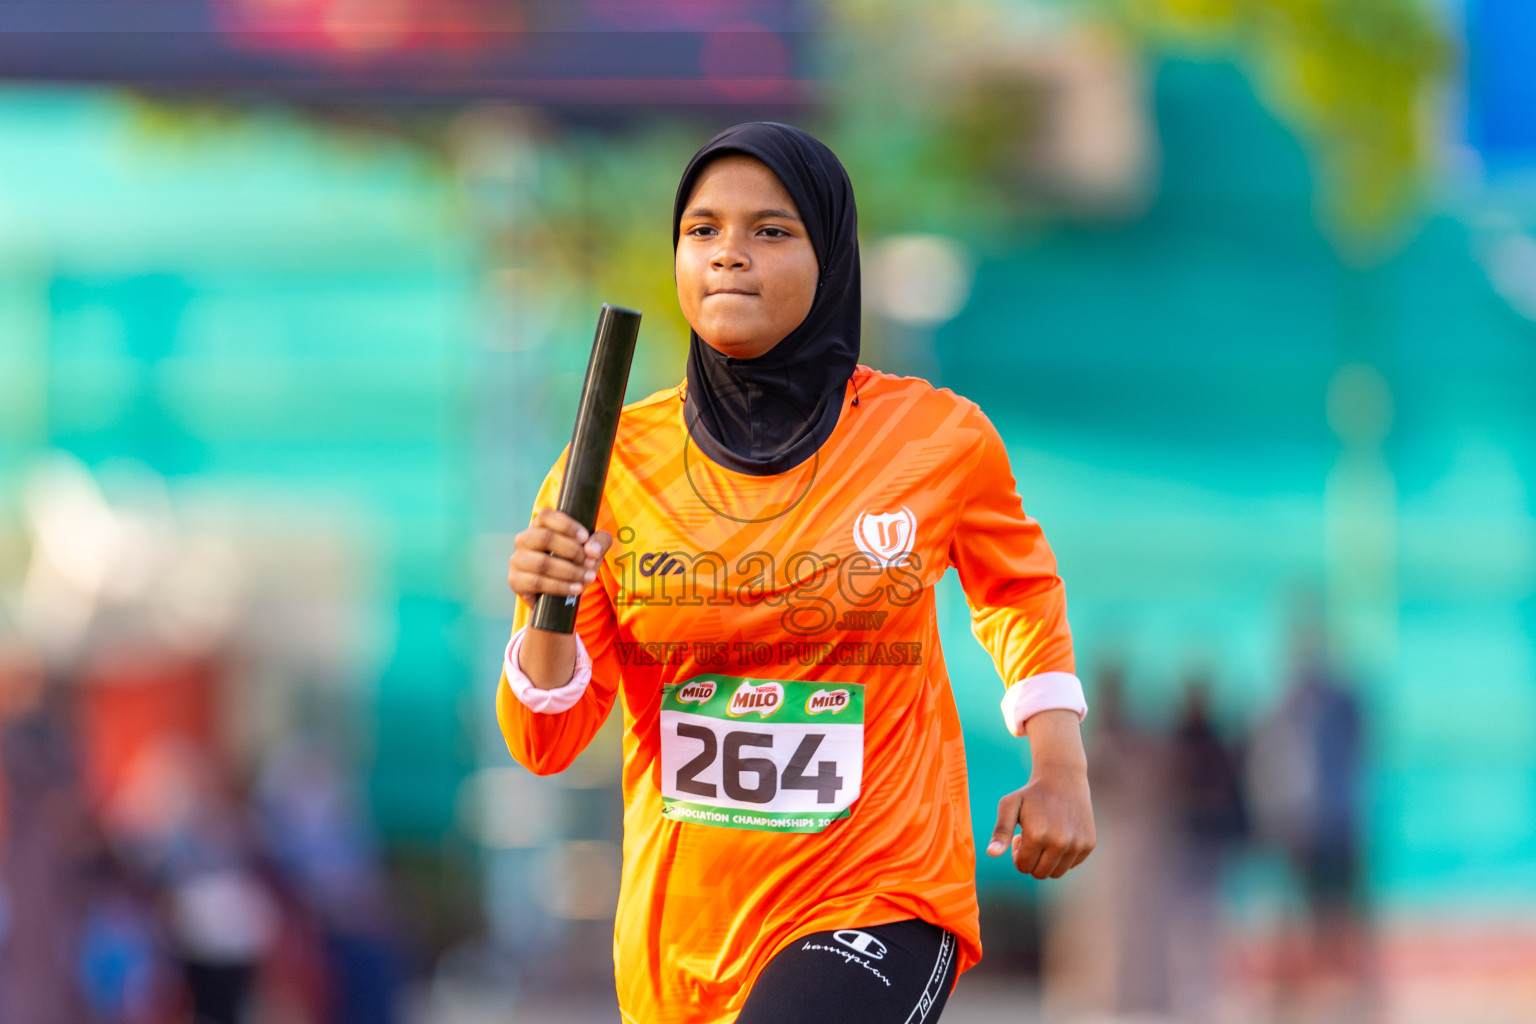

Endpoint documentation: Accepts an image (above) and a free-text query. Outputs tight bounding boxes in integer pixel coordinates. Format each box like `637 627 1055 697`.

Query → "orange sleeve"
947 406 1076 692
496 455 624 776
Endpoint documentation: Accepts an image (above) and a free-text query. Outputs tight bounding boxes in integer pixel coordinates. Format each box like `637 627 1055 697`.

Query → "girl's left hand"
986 709 1096 879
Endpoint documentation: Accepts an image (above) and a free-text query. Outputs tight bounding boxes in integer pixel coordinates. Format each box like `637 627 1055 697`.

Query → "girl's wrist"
518 627 579 690
1024 709 1088 771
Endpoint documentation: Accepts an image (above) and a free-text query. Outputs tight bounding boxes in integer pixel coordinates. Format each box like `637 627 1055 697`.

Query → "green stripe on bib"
661 674 865 725
661 800 852 834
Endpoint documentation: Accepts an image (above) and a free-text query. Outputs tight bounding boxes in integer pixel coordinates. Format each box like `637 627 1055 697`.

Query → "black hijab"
673 122 860 477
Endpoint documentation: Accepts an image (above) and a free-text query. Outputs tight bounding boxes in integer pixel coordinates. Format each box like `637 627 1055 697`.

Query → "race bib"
659 674 865 833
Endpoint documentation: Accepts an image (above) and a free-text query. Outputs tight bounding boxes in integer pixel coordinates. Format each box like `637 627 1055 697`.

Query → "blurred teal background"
0 1 1532 1022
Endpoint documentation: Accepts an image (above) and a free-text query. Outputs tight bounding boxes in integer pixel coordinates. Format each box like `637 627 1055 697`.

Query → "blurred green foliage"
1118 0 1448 245
826 0 1447 249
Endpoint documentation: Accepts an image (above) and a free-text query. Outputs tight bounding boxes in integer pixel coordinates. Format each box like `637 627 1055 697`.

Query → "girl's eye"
685 224 717 237
760 226 790 238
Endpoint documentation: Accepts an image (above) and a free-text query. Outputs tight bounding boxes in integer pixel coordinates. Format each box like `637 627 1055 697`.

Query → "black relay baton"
531 303 642 634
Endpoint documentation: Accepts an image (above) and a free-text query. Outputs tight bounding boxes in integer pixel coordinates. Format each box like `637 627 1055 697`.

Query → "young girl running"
500 122 1095 1024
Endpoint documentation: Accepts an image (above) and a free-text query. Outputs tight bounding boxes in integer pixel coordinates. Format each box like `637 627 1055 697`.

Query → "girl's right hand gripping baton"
531 303 642 634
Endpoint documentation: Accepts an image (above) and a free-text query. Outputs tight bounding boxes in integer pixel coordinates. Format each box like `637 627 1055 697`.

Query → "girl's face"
676 155 819 360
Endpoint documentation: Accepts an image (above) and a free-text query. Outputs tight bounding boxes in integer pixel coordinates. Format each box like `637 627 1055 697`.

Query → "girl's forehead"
684 154 797 208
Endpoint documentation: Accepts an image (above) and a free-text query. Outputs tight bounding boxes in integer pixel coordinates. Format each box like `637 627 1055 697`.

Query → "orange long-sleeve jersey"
497 366 1077 1024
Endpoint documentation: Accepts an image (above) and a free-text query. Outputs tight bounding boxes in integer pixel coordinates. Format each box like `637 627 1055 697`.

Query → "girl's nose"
711 236 748 269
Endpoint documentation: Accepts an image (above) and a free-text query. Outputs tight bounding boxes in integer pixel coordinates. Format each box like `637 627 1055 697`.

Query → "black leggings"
736 918 957 1024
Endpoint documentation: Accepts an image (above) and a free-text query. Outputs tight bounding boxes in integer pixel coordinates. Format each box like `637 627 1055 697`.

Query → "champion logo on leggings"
833 930 887 960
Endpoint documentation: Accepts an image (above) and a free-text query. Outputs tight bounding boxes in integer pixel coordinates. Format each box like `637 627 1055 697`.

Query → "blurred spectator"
256 737 404 1024
1247 630 1373 1012
1041 662 1177 1021
76 844 174 1024
0 669 91 1024
107 739 278 1024
1166 673 1249 1024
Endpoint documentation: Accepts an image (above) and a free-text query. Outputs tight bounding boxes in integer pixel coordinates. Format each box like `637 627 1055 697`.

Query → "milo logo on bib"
659 674 865 834
676 680 716 704
728 681 784 718
806 688 850 714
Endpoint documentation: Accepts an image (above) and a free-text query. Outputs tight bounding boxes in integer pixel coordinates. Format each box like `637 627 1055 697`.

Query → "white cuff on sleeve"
503 625 593 714
1000 671 1088 737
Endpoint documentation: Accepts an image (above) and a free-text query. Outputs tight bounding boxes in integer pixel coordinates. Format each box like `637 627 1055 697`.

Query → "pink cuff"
503 626 593 714
1000 671 1088 737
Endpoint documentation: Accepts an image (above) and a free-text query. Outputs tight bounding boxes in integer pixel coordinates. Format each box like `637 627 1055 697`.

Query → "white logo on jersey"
833 929 888 959
853 507 916 568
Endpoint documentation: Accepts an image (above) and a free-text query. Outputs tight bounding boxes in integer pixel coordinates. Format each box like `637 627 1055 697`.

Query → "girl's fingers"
533 508 590 544
1029 845 1067 880
987 791 1024 857
1011 833 1046 876
521 524 587 565
1049 848 1083 879
1061 839 1096 875
523 511 609 568
512 549 589 584
507 512 608 605
588 530 615 561
508 567 592 603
